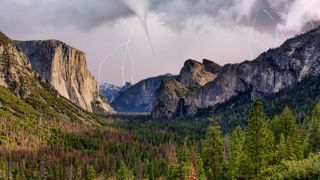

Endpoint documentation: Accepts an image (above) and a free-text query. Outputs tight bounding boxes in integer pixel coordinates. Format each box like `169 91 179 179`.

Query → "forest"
0 99 319 179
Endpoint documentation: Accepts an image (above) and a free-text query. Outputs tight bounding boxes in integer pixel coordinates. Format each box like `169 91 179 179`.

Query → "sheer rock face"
177 59 218 86
151 59 220 118
152 27 320 118
111 75 168 112
151 76 187 119
14 40 115 113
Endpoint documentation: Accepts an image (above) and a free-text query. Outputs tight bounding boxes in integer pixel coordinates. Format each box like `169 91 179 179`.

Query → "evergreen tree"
243 100 274 179
85 165 96 180
271 107 303 160
306 103 320 152
202 119 224 179
226 126 245 179
0 158 6 179
116 161 133 180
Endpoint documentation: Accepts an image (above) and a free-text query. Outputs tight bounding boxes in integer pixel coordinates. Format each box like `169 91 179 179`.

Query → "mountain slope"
212 75 320 132
0 32 102 147
14 40 114 114
152 26 320 118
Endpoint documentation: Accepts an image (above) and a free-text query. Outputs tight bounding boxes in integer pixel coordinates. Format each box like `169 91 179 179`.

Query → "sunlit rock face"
153 27 320 118
14 40 115 114
0 32 38 98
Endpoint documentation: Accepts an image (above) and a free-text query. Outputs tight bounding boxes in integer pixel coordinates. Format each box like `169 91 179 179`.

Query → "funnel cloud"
1 0 320 85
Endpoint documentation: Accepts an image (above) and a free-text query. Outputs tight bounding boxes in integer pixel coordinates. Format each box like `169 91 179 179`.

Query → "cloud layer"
1 0 319 34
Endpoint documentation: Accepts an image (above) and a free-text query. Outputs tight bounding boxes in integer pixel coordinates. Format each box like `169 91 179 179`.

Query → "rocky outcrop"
151 76 188 119
111 75 169 112
100 82 131 103
0 32 38 97
153 26 320 118
151 59 220 118
14 40 115 114
177 59 218 86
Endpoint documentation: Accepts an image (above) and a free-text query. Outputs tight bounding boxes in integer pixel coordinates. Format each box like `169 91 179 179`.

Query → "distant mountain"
14 40 115 114
111 75 173 112
100 82 131 103
152 27 320 119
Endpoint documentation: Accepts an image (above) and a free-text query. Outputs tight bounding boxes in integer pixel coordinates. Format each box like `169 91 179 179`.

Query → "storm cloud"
1 0 319 34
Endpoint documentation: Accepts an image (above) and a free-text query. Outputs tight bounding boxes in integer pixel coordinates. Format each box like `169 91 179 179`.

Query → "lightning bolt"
249 10 260 59
249 9 288 60
98 19 136 85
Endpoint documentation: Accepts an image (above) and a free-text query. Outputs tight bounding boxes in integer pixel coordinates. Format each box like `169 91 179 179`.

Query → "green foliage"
116 161 133 180
175 87 189 97
243 100 274 179
212 75 320 133
85 165 96 180
271 107 303 161
265 154 320 179
226 126 245 179
1 82 320 179
305 103 320 153
201 119 224 179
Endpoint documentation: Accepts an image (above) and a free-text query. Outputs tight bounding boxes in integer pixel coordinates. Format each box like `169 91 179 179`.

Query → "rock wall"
15 40 115 113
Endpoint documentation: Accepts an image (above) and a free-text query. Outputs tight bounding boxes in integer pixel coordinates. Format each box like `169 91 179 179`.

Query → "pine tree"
116 161 133 180
226 126 245 179
201 119 224 179
243 100 274 179
307 103 320 152
85 165 96 180
0 158 6 179
271 107 303 160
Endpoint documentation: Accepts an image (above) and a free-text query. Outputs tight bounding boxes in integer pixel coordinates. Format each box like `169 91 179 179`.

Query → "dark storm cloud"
0 0 319 34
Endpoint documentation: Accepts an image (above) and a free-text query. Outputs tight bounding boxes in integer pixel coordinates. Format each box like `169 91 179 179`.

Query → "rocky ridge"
152 27 320 118
151 59 220 118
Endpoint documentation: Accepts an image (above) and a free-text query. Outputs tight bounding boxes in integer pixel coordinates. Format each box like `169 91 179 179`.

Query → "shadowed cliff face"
151 76 188 119
111 75 168 112
14 40 115 114
152 27 320 119
151 59 221 119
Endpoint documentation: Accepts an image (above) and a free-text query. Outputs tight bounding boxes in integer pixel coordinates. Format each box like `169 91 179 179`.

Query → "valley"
0 25 320 179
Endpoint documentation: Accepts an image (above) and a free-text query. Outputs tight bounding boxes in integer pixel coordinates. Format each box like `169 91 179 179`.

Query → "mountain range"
100 27 320 121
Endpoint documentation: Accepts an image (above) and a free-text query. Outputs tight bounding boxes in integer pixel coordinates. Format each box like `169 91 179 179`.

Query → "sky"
1 0 320 86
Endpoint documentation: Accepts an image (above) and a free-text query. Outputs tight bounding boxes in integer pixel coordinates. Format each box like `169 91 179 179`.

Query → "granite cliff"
14 40 115 114
0 31 100 127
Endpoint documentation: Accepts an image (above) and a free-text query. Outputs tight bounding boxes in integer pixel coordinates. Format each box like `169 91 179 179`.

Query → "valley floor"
0 101 320 179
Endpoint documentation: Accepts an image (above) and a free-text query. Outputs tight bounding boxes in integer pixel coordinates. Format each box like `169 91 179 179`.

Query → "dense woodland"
0 98 319 179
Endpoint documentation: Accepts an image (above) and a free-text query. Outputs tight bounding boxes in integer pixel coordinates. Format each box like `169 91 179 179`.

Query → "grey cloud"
0 0 319 34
